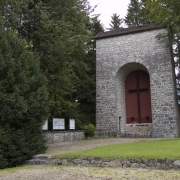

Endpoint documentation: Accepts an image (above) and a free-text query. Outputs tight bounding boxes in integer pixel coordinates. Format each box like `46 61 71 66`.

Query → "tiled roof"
95 24 162 40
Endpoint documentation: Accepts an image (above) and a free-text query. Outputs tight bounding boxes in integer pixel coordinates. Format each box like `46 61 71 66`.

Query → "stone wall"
44 131 85 144
96 27 179 137
26 155 180 170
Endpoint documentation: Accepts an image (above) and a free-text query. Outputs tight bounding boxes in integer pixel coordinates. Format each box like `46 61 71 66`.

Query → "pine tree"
124 0 150 27
0 23 48 168
108 13 123 30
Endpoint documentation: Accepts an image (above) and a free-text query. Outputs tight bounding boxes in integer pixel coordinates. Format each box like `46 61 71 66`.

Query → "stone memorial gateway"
95 24 180 137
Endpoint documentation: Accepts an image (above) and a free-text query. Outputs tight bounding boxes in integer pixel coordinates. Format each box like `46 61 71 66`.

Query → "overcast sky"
89 0 130 30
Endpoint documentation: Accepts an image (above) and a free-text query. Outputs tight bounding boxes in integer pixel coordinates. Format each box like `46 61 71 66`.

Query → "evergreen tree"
0 0 93 123
75 16 104 128
0 0 99 129
124 0 150 27
40 0 92 122
108 13 123 30
146 0 180 97
0 23 48 168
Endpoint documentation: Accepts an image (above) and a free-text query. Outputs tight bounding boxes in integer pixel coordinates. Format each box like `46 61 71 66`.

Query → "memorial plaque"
53 118 65 130
42 119 48 130
69 119 75 130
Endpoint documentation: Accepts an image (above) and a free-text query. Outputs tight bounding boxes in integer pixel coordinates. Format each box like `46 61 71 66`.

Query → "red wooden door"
125 70 152 124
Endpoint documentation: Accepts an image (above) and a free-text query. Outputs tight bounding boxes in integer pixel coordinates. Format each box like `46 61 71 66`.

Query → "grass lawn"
56 138 180 159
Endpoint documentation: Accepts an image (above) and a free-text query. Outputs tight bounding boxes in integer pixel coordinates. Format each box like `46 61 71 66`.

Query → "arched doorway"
125 70 152 124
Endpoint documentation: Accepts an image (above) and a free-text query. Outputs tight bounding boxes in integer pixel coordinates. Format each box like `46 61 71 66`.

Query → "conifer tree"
75 16 104 128
40 0 92 122
124 0 149 27
0 0 93 123
0 0 100 129
108 13 123 30
146 0 180 97
0 23 48 168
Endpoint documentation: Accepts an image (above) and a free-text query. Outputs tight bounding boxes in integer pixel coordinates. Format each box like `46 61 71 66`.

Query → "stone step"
33 154 52 160
25 154 53 165
25 159 48 165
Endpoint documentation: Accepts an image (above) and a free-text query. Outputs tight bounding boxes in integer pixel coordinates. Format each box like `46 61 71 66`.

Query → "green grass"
56 139 180 159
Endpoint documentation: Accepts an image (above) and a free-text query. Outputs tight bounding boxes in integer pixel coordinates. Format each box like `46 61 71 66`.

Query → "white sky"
89 0 130 30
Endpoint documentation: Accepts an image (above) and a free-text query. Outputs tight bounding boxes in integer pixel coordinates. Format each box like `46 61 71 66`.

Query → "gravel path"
45 137 167 155
1 165 180 180
1 137 179 180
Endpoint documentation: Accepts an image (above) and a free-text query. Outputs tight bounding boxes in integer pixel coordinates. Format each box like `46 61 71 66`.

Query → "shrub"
84 124 96 138
0 27 48 168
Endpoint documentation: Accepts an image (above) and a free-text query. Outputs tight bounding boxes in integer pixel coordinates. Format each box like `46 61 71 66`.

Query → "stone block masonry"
44 131 85 144
95 24 180 137
26 155 180 170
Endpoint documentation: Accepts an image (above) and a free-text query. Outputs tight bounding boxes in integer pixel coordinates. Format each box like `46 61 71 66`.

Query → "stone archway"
96 25 179 137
